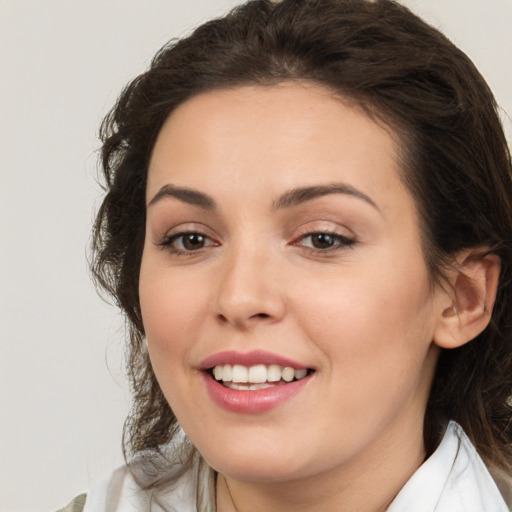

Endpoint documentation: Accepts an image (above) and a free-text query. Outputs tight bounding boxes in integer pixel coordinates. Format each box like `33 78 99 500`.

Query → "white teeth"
212 363 310 385
248 364 267 383
222 364 233 382
232 365 248 383
294 368 307 380
282 367 295 382
224 382 274 390
267 364 281 382
213 366 223 380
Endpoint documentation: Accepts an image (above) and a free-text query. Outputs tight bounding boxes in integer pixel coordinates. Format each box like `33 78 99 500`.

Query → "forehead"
147 82 409 216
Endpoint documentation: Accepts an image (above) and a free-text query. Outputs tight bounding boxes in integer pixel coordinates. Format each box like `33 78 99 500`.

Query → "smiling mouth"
209 364 314 390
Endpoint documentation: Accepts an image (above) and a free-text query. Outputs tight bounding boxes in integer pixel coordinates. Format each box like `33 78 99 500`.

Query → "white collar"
387 421 508 511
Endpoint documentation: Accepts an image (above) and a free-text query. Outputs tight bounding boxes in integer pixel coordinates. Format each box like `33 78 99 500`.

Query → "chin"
195 434 318 484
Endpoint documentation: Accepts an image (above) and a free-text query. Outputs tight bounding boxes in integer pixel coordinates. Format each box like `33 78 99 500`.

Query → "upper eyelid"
291 220 356 238
157 222 217 239
152 217 357 244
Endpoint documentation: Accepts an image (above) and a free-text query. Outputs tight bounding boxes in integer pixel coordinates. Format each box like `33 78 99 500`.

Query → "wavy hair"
91 0 512 480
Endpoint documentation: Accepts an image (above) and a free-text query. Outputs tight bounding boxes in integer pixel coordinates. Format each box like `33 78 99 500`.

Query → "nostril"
217 314 228 323
216 311 271 327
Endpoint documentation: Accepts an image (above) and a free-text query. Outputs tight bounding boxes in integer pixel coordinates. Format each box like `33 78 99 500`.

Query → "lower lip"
202 373 312 414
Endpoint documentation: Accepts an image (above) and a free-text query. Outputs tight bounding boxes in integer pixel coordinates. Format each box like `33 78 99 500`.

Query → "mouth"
199 350 315 413
209 364 314 390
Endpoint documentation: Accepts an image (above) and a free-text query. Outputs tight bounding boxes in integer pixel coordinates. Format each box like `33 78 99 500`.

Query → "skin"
139 82 494 511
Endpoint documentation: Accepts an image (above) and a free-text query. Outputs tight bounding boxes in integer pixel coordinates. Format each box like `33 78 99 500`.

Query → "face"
140 82 444 485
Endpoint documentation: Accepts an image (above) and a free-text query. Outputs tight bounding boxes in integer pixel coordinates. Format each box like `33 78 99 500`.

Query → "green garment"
55 494 86 512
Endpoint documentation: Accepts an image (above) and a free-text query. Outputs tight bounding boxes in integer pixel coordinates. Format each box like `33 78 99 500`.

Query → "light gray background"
1 1 510 511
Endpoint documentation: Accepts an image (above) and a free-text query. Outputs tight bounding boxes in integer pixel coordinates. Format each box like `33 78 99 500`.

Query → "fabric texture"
66 422 509 511
55 494 87 512
387 422 509 512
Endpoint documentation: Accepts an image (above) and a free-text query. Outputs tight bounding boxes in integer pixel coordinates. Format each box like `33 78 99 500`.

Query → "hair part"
92 0 512 478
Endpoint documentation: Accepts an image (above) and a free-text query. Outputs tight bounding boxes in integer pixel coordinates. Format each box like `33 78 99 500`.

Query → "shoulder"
55 494 86 512
55 466 144 512
80 464 149 512
63 452 214 512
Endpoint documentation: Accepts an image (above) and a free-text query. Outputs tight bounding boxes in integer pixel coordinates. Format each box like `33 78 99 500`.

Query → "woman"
60 0 512 510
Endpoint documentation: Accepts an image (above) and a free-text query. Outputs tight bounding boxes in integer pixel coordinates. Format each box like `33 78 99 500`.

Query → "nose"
214 247 286 330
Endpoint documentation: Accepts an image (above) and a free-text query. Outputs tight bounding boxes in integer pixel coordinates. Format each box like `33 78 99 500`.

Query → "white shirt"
82 422 509 511
387 422 509 511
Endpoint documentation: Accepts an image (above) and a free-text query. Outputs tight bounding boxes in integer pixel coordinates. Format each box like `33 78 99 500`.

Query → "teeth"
267 364 281 382
222 364 233 382
212 364 310 385
294 368 307 380
232 365 248 383
248 364 267 383
224 382 274 390
282 367 295 382
213 365 223 380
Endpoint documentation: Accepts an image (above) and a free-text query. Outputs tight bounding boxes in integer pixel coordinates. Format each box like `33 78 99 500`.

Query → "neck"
216 415 426 512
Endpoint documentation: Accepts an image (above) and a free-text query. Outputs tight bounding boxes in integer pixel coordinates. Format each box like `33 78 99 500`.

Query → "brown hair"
92 0 512 476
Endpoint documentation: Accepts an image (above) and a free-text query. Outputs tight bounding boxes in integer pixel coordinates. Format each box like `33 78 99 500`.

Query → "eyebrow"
147 182 378 212
147 184 217 210
272 183 379 211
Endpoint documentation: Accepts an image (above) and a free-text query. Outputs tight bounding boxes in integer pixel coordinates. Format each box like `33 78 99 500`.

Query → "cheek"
301 263 431 340
140 261 208 339
294 276 436 451
139 265 210 419
294 250 436 388
139 258 208 391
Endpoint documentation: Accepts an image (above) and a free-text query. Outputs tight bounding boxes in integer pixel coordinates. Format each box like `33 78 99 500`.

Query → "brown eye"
181 233 206 250
159 231 217 254
310 233 337 249
296 232 356 252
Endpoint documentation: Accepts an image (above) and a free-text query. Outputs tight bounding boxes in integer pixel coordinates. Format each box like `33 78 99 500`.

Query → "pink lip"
201 372 312 414
199 350 309 370
198 350 313 414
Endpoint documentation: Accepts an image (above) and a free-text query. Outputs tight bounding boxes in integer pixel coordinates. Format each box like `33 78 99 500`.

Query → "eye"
296 232 356 252
158 231 217 254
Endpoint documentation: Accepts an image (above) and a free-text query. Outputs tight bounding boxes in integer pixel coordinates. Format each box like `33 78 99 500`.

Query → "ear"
433 250 501 349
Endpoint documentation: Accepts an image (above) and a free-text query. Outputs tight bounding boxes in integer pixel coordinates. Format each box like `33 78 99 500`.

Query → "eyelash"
157 231 218 255
156 230 356 256
293 231 357 254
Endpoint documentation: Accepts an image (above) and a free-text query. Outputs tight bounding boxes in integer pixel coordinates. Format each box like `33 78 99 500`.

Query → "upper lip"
199 350 311 371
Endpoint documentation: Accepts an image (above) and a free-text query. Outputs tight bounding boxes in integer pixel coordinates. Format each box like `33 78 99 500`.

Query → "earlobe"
434 251 500 349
